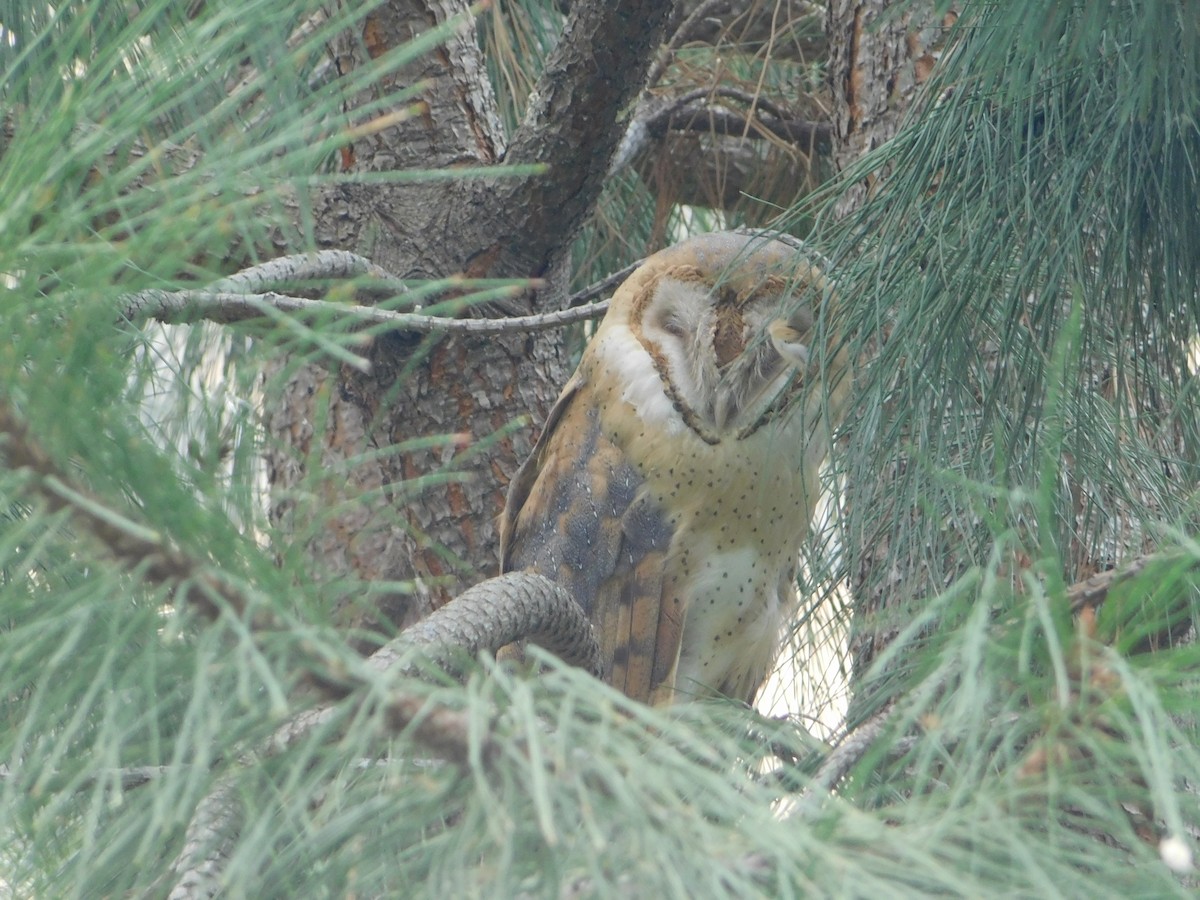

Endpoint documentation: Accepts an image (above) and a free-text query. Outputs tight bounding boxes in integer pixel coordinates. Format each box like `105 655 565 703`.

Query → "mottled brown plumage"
500 232 851 705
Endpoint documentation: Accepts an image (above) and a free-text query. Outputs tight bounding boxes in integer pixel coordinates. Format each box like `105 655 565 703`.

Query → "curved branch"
205 250 404 296
370 570 601 678
165 777 242 900
263 573 601 767
647 97 832 148
614 88 831 178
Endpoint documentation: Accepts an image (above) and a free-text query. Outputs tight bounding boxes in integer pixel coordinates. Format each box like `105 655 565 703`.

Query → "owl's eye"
658 314 688 339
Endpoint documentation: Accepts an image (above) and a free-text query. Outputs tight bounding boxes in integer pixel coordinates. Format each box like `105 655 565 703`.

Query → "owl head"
604 232 840 445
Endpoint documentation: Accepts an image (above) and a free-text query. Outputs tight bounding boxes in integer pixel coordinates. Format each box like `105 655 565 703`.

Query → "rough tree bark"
263 0 673 642
827 0 950 212
824 0 954 678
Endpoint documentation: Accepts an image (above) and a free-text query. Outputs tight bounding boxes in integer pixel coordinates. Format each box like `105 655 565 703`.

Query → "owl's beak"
708 323 805 432
711 319 812 432
768 319 810 369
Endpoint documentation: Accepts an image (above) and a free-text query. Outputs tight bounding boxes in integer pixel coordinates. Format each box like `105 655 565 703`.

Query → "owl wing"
500 376 683 703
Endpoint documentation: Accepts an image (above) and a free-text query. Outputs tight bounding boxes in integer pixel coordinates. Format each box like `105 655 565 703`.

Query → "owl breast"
600 377 822 703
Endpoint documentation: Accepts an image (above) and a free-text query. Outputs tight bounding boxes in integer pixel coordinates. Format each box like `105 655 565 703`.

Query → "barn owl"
500 232 851 706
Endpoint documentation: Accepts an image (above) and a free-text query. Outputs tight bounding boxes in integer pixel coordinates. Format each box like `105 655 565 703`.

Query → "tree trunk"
824 0 951 680
263 0 671 642
827 0 949 209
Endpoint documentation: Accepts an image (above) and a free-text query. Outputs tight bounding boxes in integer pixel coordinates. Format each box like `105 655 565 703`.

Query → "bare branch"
122 250 636 338
665 84 793 123
206 250 404 295
166 777 242 900
613 86 831 177
125 287 609 334
648 98 831 147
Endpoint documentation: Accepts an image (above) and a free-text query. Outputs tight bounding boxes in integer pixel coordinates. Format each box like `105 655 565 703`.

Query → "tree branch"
204 250 403 295
165 777 242 900
368 570 602 679
646 97 832 148
612 86 831 177
122 250 630 339
786 704 897 818
125 287 609 336
462 0 673 292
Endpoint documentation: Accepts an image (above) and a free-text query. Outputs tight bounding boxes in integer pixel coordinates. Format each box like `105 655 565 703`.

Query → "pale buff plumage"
500 232 852 705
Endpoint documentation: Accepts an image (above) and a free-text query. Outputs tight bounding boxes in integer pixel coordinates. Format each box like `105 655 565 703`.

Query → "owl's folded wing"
500 376 681 703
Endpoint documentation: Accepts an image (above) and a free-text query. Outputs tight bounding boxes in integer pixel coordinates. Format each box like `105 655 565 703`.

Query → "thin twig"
567 260 642 307
647 0 733 89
